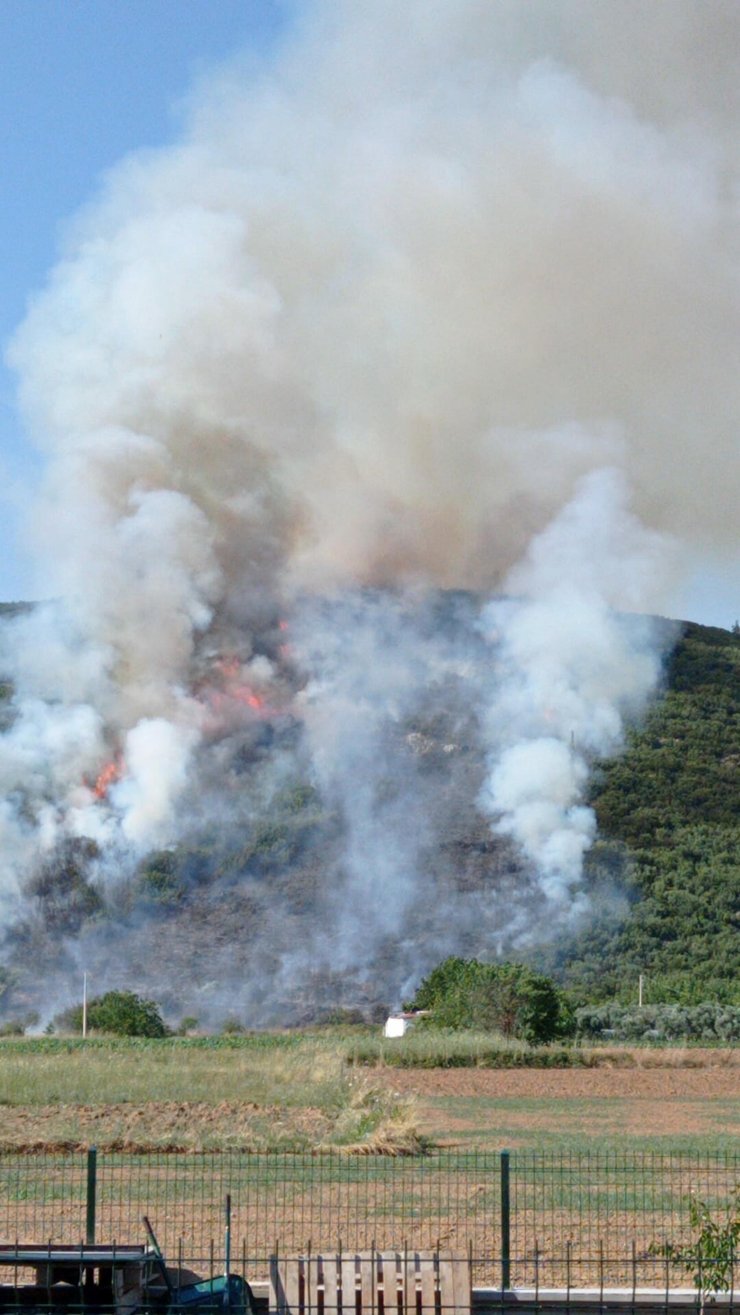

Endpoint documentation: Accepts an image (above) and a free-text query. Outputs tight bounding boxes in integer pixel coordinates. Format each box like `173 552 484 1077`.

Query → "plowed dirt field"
373 1051 740 1146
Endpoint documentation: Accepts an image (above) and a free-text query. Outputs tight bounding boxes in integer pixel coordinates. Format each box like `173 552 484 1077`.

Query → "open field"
0 1036 736 1153
0 1036 421 1152
371 1063 740 1151
0 1036 736 1287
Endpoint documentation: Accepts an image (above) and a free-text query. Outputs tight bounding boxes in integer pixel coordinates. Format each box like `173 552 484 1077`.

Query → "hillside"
559 621 740 1004
0 608 737 1023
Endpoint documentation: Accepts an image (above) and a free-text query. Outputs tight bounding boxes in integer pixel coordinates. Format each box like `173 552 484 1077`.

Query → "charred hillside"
0 606 737 1024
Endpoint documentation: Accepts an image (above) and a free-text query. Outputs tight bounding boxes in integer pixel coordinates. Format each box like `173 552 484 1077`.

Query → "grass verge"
347 1030 597 1067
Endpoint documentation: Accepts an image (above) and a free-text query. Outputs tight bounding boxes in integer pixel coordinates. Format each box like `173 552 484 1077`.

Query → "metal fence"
0 1150 736 1290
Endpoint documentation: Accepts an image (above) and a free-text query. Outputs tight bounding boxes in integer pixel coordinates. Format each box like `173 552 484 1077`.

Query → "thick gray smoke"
1 0 737 1020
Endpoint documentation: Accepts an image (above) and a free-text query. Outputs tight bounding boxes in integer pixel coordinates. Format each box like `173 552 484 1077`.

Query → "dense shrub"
0 1020 25 1036
409 957 573 1044
56 990 168 1038
575 1003 740 1043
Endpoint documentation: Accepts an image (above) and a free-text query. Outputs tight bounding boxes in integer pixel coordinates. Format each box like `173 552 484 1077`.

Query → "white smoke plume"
478 469 668 913
1 0 737 1016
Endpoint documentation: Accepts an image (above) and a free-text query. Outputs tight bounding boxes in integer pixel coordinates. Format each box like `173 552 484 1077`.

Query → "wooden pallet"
270 1249 471 1315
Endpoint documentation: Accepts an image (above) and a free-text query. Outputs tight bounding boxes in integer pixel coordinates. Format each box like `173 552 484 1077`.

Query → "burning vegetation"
91 754 124 801
0 2 738 1025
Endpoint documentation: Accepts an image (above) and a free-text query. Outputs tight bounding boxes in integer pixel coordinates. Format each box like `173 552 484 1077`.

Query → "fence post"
86 1147 97 1244
500 1149 511 1292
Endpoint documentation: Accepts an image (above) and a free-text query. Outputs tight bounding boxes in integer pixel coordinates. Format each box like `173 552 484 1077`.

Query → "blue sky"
0 0 292 602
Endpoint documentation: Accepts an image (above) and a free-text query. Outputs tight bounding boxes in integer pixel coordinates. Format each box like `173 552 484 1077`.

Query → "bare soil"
0 1099 331 1151
372 1052 740 1144
378 1063 740 1100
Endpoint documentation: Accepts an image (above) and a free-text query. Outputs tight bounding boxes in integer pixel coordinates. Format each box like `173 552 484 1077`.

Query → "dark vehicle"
0 1241 254 1315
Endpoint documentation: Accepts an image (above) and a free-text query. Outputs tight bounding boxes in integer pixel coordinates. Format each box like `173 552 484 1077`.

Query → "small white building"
383 1011 421 1038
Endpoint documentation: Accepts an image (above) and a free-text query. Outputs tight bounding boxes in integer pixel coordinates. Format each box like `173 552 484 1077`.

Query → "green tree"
409 957 571 1044
57 989 168 1037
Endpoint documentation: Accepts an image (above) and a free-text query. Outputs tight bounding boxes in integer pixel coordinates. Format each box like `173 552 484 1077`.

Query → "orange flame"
205 656 272 718
92 753 124 800
231 687 265 711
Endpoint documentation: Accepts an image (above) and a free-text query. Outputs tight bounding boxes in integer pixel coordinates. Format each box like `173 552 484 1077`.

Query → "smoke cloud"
1 0 737 1019
478 468 667 910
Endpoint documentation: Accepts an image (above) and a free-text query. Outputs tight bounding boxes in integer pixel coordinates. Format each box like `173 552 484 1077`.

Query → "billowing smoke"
478 468 668 911
1 0 737 1021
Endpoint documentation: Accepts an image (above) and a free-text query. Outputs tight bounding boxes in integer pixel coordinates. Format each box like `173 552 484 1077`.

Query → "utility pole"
638 973 644 1008
82 971 88 1038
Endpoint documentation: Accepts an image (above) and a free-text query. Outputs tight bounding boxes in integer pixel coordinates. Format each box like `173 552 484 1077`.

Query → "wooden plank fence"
270 1250 472 1315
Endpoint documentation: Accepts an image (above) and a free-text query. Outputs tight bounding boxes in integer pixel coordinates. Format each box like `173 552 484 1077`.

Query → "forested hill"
0 607 737 1017
559 621 740 1004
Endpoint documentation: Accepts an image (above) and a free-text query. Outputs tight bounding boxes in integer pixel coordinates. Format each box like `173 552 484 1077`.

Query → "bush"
408 957 573 1044
0 1020 25 1036
220 1017 246 1035
55 990 168 1038
135 852 184 907
575 1003 740 1043
651 1188 740 1302
176 1016 199 1036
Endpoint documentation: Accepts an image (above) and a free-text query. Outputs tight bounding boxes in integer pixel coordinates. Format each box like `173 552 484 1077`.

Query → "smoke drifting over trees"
0 1 737 1021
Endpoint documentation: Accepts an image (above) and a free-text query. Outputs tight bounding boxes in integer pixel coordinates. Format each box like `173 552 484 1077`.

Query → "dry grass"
325 1078 430 1156
0 1037 422 1153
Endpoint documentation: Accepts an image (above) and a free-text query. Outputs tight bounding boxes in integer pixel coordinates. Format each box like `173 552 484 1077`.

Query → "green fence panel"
0 1148 736 1290
0 1152 88 1243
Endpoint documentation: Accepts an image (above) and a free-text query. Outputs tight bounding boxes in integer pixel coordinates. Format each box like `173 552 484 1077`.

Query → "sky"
0 0 736 628
0 0 292 603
